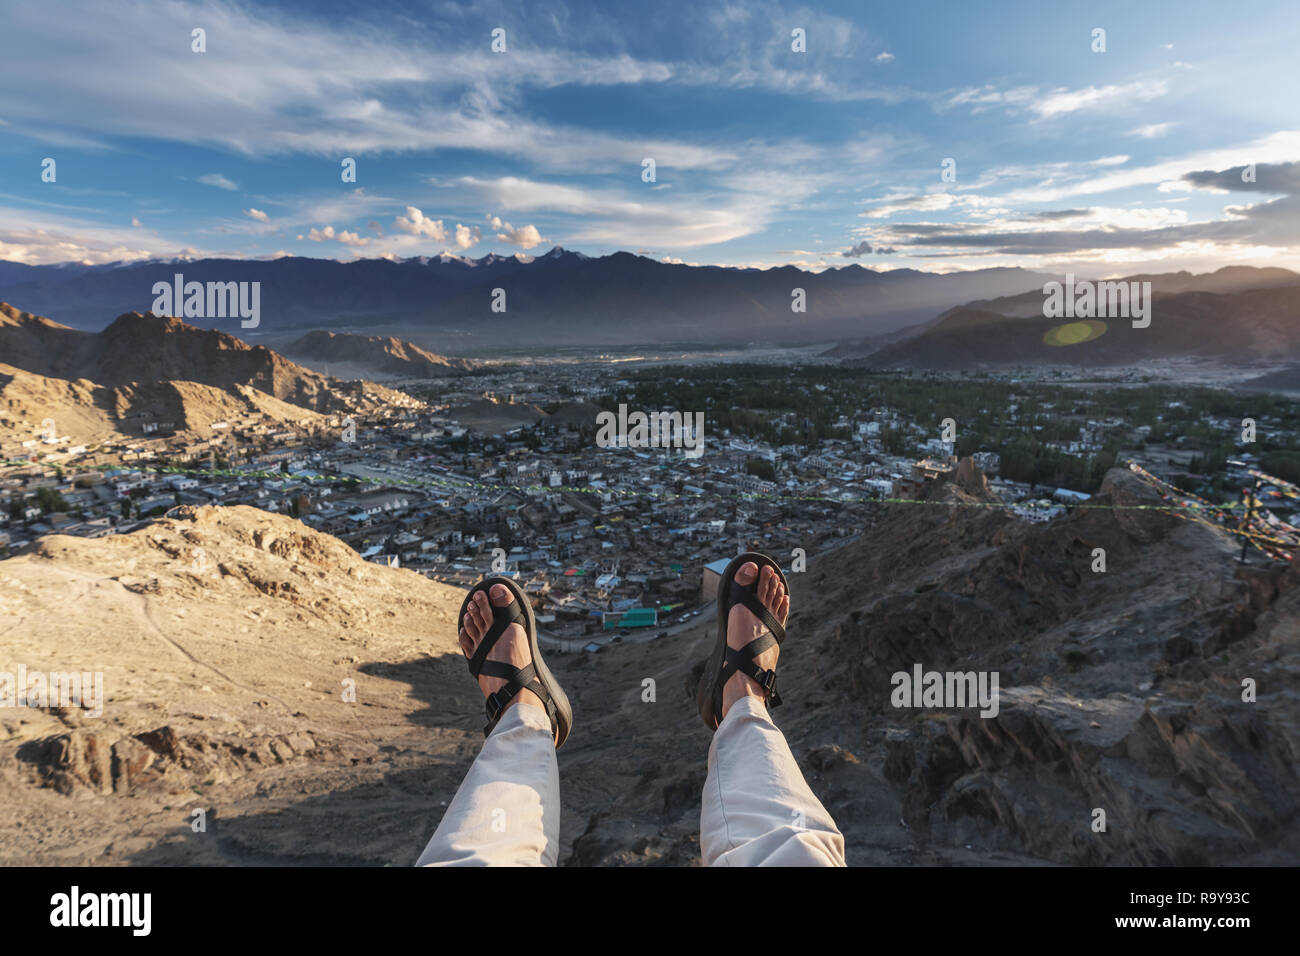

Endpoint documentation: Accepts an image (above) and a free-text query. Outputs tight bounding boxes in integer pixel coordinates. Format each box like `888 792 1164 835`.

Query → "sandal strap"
721 634 784 708
482 661 537 723
465 594 526 677
730 580 786 646
482 670 558 735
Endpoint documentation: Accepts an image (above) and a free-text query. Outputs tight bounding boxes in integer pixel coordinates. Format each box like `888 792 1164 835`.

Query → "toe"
489 583 513 607
467 597 486 632
735 561 758 587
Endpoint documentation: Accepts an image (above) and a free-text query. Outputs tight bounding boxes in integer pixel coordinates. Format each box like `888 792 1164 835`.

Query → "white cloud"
393 206 446 240
1130 122 1175 139
304 223 368 246
944 80 1167 120
996 130 1300 204
244 208 270 222
875 52 895 63
130 216 141 227
196 173 238 191
1030 80 1167 119
458 174 822 249
0 0 914 181
454 223 481 249
0 204 217 264
861 192 961 219
494 221 543 249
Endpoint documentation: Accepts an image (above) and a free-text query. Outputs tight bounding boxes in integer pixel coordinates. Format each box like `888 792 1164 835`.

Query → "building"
894 456 956 498
602 607 658 630
700 556 733 602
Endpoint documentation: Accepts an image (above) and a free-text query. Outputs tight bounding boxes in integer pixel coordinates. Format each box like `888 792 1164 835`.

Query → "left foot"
459 585 550 736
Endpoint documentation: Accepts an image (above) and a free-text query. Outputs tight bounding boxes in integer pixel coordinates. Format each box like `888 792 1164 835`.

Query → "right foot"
720 562 789 719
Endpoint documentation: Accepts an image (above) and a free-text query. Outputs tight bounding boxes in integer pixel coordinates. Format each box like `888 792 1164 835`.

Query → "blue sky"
1 0 1298 275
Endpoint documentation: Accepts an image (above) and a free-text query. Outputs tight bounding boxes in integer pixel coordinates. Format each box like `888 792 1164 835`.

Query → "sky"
1 0 1298 275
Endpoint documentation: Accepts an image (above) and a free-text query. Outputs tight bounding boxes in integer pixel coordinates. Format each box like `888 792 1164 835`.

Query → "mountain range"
0 249 1057 346
3 259 1298 377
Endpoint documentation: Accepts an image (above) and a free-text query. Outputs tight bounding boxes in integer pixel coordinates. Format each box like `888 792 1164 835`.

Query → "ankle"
721 672 765 719
511 687 546 713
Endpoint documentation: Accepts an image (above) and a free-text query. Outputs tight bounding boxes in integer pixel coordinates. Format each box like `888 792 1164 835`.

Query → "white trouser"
415 694 846 867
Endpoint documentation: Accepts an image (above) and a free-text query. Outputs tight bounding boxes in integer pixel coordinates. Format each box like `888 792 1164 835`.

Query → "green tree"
36 486 67 514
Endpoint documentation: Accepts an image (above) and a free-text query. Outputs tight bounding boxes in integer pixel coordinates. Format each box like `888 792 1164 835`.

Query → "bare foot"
720 562 789 720
459 584 550 736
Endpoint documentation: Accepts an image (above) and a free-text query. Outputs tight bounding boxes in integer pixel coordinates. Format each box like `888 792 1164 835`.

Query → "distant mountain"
1239 366 1300 394
854 282 1300 370
0 302 416 441
284 330 474 379
0 249 1056 345
829 266 1300 362
444 397 547 434
943 265 1300 321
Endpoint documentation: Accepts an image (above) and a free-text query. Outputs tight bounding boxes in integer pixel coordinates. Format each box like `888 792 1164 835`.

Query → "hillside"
947 265 1300 322
0 303 421 441
857 284 1300 370
0 506 471 864
444 397 547 434
830 266 1300 366
0 363 326 444
2 471 1295 866
284 330 475 380
1240 366 1300 395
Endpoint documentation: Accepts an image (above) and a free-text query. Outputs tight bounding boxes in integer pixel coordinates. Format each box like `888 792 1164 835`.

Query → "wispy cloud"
196 173 238 191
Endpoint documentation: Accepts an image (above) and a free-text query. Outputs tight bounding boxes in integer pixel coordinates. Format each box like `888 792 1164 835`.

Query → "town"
4 361 1299 650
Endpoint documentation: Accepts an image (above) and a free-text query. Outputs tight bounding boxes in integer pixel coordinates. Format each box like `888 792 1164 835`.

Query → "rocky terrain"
283 331 474 380
0 303 422 443
1 468 1296 866
0 363 327 445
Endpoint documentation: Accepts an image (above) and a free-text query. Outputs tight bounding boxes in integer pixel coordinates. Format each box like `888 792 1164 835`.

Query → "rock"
110 736 157 793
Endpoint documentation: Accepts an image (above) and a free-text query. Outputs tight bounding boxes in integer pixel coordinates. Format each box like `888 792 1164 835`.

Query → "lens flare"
1043 319 1107 347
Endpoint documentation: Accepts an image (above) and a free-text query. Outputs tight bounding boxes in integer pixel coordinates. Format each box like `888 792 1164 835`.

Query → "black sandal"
459 576 573 748
697 551 788 730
